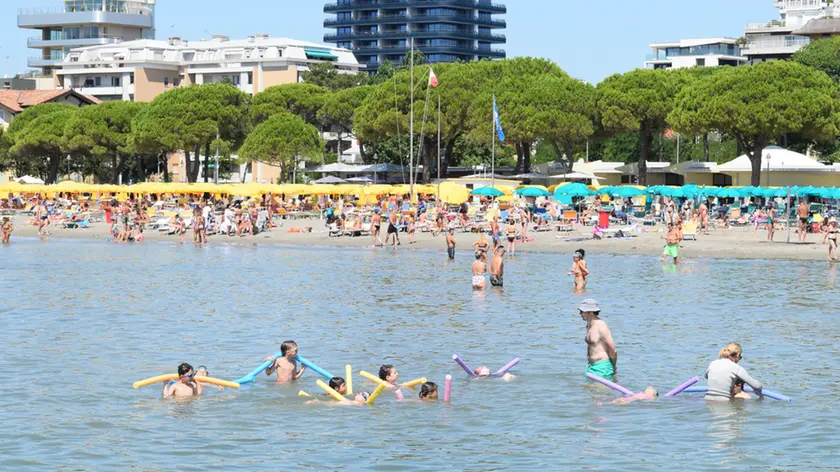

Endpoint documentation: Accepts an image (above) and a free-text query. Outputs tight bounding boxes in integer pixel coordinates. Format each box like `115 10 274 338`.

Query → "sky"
1 0 778 83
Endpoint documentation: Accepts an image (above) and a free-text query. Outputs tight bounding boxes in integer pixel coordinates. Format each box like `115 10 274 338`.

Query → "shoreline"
3 217 832 262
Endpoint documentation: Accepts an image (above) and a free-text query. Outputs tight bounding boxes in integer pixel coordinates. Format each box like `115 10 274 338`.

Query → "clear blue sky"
1 0 778 83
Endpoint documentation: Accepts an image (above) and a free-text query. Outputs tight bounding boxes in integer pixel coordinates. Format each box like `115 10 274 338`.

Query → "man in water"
662 221 682 264
162 363 203 398
580 299 618 380
386 209 401 246
446 228 456 260
489 246 505 287
797 200 809 242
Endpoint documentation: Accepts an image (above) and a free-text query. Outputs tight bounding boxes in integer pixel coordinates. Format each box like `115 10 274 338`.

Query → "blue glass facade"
323 0 506 71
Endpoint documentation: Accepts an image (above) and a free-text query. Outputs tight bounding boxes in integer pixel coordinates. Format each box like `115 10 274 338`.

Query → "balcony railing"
744 20 790 31
27 34 124 47
19 4 153 15
324 30 506 42
741 37 810 52
325 13 506 27
325 1 506 13
27 56 64 67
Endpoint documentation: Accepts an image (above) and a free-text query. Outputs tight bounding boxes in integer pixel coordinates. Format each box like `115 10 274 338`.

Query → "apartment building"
54 35 362 102
645 38 748 70
323 0 506 71
18 0 156 75
742 0 840 63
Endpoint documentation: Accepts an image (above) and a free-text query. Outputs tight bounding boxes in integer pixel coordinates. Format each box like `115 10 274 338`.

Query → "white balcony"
27 35 123 48
72 86 124 96
744 21 794 33
27 57 64 67
742 37 810 56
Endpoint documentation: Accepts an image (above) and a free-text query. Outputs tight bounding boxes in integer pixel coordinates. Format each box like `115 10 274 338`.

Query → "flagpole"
492 96 496 189
437 94 441 181
409 37 415 203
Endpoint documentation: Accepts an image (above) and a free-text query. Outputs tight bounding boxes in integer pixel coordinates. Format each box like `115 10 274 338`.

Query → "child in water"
612 386 658 405
195 365 224 391
308 377 370 405
474 366 516 381
378 364 400 390
264 340 306 384
419 382 438 400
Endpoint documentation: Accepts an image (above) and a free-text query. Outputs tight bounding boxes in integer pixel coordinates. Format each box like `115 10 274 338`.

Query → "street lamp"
766 153 771 188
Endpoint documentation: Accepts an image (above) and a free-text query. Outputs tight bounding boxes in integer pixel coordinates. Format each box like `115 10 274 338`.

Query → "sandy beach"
5 216 830 262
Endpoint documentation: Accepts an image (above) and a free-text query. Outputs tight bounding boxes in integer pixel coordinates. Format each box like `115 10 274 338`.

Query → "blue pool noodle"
679 385 791 402
295 355 334 379
235 351 283 385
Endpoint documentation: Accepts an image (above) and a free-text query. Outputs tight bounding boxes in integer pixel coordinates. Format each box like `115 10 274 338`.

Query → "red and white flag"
428 68 439 88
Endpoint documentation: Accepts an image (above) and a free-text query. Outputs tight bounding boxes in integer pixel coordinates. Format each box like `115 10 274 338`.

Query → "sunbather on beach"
580 299 618 380
568 249 589 292
472 252 486 290
612 387 658 405
162 363 202 398
264 341 306 384
1 217 13 243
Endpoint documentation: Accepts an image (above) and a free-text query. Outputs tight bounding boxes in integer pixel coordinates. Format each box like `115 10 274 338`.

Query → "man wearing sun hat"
579 299 618 380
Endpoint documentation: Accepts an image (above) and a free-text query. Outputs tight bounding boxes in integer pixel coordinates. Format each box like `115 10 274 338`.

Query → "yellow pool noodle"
133 374 178 389
316 379 346 402
359 370 388 387
298 390 311 397
402 377 427 390
194 376 240 389
365 383 388 405
346 364 353 395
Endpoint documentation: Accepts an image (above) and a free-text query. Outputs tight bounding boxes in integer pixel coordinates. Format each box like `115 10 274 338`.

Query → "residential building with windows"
322 0 506 71
53 35 361 102
18 0 156 75
741 0 840 63
0 89 100 129
645 38 748 70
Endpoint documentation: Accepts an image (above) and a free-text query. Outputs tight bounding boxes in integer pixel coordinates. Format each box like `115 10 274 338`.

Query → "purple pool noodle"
682 386 708 393
586 372 634 396
495 358 520 375
665 377 700 397
453 354 477 377
676 385 791 401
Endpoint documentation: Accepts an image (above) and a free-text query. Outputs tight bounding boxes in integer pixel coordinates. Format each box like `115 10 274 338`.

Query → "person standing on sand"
798 201 809 242
386 209 401 246
662 221 682 264
580 299 618 380
824 219 838 261
371 209 384 246
446 228 456 260
489 246 505 287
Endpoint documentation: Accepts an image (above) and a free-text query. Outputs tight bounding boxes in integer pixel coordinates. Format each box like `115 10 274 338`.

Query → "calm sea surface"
1 238 838 471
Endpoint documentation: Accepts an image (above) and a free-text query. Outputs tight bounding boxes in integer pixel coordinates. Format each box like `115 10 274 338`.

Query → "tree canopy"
792 36 840 83
239 113 323 182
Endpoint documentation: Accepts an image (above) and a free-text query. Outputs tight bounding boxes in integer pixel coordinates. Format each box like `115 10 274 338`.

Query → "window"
232 75 240 86
94 76 101 86
111 76 120 86
247 72 253 85
164 76 169 86
173 77 180 87
130 73 134 84
696 58 706 66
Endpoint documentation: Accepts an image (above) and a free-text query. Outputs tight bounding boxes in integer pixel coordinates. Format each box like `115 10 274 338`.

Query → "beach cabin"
718 146 840 187
615 162 676 186
533 160 624 187
666 161 732 187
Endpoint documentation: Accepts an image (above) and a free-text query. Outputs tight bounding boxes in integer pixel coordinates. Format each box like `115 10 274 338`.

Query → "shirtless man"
662 221 682 264
385 209 401 246
489 246 505 287
264 340 306 384
489 216 501 251
371 209 384 246
797 201 809 242
471 252 486 290
162 363 203 398
580 299 618 380
35 200 49 236
446 228 456 260
698 201 709 234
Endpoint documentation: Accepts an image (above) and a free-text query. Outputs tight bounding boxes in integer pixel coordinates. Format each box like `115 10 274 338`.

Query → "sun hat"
578 299 601 313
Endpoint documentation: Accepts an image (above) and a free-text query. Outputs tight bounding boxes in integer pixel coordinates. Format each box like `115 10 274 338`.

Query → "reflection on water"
0 238 837 470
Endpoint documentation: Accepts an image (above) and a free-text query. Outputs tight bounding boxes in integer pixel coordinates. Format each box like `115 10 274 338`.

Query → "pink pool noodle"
586 372 634 396
495 358 520 375
453 354 477 377
665 377 700 397
444 375 451 402
395 389 404 400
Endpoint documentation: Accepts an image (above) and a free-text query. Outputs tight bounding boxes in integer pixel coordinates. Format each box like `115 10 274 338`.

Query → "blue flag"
493 95 505 142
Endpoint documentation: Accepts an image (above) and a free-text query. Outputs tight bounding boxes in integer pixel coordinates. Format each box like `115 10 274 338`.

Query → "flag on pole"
493 95 505 142
428 68 439 87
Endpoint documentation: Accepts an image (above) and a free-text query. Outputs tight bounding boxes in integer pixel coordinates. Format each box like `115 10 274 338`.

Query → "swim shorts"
472 275 484 287
447 247 455 259
490 274 503 287
663 243 679 258
388 223 398 234
586 360 615 379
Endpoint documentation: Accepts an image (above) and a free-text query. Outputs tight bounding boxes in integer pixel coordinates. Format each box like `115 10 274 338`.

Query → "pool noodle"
298 390 310 397
395 389 404 400
453 354 477 377
365 383 388 405
678 385 791 402
444 375 452 402
402 377 427 389
194 376 240 389
316 379 346 402
133 374 177 389
586 372 634 396
664 376 699 397
296 355 334 379
346 364 353 395
495 358 520 375
359 370 389 387
235 350 283 384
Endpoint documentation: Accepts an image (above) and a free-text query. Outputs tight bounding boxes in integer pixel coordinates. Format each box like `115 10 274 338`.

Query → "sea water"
1 239 838 470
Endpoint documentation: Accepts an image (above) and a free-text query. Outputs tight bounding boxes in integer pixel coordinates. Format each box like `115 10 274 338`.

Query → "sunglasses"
181 373 195 380
360 392 370 401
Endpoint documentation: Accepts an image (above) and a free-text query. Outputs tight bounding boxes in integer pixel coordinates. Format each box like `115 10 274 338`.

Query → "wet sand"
4 216 831 262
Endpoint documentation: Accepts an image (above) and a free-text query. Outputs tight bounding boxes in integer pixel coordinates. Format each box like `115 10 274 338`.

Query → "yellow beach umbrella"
438 182 470 204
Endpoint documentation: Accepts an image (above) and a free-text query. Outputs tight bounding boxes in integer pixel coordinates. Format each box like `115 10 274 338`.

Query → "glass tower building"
323 0 506 70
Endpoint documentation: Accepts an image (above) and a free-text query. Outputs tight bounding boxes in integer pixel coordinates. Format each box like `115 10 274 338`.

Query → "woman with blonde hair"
704 342 763 401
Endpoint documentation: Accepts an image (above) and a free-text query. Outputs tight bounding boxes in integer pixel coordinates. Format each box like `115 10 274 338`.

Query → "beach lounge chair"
562 210 578 224
682 220 697 241
328 223 342 237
